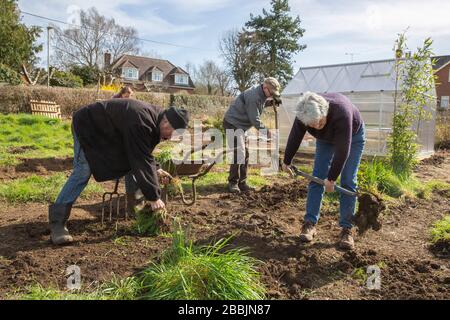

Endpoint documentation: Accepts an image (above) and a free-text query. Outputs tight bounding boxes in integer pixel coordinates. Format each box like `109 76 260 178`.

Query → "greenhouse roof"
283 59 399 95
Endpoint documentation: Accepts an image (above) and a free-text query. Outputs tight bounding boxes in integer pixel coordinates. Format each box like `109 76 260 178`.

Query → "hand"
281 163 294 177
149 199 165 211
157 169 171 185
324 179 335 193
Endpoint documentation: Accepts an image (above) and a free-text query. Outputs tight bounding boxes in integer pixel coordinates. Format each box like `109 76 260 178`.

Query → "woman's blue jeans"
304 125 365 229
55 130 137 205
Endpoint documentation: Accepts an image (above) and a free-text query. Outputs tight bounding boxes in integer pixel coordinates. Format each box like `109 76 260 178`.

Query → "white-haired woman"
282 92 365 250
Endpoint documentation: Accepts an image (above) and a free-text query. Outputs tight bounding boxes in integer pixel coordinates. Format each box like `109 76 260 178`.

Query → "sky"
18 0 450 74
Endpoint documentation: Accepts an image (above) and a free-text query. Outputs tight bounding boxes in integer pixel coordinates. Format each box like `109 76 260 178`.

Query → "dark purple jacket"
283 93 363 181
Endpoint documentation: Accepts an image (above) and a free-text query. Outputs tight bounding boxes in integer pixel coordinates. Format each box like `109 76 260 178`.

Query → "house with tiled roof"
106 54 195 94
433 55 450 110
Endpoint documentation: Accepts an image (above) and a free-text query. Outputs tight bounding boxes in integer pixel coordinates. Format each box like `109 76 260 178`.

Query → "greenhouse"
279 59 437 157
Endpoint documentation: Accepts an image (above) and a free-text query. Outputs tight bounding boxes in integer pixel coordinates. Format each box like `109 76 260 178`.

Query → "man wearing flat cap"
223 77 281 193
48 98 189 245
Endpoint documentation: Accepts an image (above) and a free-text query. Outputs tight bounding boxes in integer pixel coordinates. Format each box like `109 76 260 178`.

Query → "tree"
194 60 232 96
245 0 306 87
0 0 42 71
388 32 436 178
54 7 140 69
219 29 260 92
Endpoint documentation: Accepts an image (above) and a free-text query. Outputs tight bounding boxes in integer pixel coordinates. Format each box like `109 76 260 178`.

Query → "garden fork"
101 178 128 225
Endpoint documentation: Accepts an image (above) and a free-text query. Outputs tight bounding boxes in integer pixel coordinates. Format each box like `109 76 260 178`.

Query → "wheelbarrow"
161 145 227 206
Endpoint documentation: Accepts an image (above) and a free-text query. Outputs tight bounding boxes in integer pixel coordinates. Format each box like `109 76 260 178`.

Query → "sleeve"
327 121 352 181
245 97 266 130
283 118 307 165
123 124 160 201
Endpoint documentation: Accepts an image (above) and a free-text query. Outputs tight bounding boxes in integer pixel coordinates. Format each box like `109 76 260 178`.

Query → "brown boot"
339 228 355 250
299 221 317 243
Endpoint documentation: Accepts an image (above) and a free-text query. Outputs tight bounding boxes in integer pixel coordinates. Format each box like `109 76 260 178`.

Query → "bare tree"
54 7 140 69
219 29 260 92
197 60 220 95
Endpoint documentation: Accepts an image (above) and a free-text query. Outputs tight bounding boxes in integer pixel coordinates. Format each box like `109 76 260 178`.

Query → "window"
441 96 449 109
152 71 163 82
448 69 450 82
121 67 138 80
175 74 188 85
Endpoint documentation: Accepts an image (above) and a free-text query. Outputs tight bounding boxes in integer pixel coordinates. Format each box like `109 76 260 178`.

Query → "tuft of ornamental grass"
0 173 103 203
430 215 450 244
135 227 266 300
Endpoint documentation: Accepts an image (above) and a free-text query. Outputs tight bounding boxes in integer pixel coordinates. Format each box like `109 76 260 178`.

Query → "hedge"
0 85 232 118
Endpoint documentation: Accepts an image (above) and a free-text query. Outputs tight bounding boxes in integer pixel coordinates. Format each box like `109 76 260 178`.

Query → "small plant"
133 207 169 236
430 216 450 244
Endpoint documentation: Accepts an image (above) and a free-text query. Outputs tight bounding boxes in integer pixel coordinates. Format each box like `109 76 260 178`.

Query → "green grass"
129 227 266 300
357 159 448 199
0 113 73 167
19 284 106 300
0 173 103 203
180 169 269 193
430 215 450 244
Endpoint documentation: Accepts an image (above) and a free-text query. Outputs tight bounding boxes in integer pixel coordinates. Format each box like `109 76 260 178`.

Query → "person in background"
113 86 134 99
48 99 189 245
223 77 281 193
282 92 365 250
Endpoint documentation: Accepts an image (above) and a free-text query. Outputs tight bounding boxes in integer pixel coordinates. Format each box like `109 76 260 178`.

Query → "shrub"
0 63 21 85
70 65 100 86
50 70 83 88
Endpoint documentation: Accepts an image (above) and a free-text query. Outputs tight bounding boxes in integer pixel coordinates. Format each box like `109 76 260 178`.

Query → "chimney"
104 52 111 69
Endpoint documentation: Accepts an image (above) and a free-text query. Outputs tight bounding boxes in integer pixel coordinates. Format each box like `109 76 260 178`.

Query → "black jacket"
73 98 163 201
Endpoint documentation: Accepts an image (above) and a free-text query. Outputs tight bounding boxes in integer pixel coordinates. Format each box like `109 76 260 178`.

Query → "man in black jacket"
49 99 189 245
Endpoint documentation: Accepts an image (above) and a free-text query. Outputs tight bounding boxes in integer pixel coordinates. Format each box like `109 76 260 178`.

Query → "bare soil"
0 152 449 300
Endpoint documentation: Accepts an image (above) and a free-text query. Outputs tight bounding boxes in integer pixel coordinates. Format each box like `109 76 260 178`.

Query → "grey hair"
295 92 329 125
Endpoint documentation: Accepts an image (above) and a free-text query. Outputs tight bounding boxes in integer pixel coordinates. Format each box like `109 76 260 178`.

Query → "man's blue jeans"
304 125 365 229
55 129 138 205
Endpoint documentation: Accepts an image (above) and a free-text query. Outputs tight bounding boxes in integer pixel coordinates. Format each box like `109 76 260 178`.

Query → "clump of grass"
0 114 73 167
358 159 428 198
0 173 103 203
133 208 169 236
430 216 450 244
135 228 266 300
100 276 141 300
19 284 105 300
417 180 450 199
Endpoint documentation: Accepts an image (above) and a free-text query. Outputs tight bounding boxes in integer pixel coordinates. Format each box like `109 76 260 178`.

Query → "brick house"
107 54 195 94
433 55 450 110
